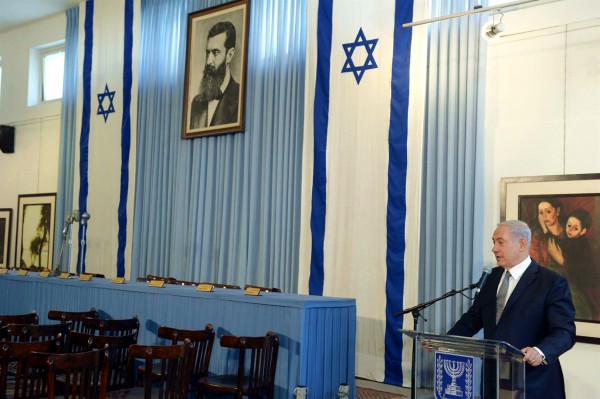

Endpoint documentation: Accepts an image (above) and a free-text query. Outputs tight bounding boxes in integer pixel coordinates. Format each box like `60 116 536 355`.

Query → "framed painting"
15 193 56 271
0 208 12 268
501 173 600 344
182 0 249 138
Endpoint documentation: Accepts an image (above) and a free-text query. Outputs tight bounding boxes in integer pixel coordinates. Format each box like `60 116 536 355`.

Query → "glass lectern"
400 329 526 399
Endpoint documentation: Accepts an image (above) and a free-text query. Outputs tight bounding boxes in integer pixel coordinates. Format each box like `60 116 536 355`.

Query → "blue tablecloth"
0 272 356 398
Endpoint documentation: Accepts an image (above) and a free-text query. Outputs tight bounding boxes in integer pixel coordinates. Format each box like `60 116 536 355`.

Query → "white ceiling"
0 0 82 33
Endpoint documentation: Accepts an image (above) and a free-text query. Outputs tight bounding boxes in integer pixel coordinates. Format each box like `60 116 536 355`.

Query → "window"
41 46 64 101
28 41 65 106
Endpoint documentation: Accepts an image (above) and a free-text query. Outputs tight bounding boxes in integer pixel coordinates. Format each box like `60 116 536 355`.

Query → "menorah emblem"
443 360 466 397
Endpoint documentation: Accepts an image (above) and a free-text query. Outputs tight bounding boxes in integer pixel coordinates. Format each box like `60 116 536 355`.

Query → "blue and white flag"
72 0 139 278
300 0 417 385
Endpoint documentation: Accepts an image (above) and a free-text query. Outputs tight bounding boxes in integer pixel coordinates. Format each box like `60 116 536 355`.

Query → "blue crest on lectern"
434 352 474 399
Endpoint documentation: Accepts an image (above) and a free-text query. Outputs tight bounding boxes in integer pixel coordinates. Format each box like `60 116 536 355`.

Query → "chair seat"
200 374 246 393
107 386 151 398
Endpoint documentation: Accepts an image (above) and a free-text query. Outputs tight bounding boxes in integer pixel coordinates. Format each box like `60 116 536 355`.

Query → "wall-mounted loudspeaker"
0 125 15 154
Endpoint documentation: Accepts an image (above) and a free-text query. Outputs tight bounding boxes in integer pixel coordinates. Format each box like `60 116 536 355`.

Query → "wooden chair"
199 282 241 290
0 311 39 328
83 316 140 341
107 340 193 399
0 336 62 398
136 275 176 284
138 324 215 396
67 330 136 391
243 285 282 293
167 280 198 286
0 323 71 354
19 346 109 399
198 331 279 399
47 308 99 333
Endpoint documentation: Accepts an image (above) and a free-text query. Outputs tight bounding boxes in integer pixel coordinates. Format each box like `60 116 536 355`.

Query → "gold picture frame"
0 208 12 268
15 193 56 270
182 0 249 138
501 174 600 344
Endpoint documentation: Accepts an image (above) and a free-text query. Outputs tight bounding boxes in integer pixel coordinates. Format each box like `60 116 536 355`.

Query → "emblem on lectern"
434 352 474 399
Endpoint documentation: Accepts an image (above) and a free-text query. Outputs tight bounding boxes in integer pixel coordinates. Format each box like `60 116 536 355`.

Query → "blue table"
0 272 356 398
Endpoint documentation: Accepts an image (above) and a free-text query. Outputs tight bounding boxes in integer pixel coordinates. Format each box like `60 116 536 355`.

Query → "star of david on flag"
341 27 379 84
97 83 116 123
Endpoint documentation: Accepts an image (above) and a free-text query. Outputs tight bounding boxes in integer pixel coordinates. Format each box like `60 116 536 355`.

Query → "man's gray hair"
497 220 531 250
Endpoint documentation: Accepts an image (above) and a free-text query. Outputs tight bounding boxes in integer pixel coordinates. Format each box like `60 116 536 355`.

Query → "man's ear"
226 47 235 63
580 228 587 236
519 237 527 251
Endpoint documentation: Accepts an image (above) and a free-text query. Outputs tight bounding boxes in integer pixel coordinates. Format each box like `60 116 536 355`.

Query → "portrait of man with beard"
189 21 240 129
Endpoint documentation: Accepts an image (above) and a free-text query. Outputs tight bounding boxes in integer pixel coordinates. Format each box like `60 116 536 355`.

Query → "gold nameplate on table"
0 268 8 274
244 287 261 296
79 274 93 281
196 283 214 292
148 280 165 288
38 271 51 278
58 272 71 279
17 269 28 276
111 278 126 284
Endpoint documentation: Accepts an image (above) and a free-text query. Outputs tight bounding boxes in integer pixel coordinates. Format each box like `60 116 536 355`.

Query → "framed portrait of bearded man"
182 0 249 138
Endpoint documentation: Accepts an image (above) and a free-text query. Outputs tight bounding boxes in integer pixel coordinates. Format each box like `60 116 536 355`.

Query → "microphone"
472 266 493 294
80 212 91 225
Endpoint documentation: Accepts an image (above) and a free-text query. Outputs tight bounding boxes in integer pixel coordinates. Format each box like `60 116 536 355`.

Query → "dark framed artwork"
501 174 600 344
15 193 56 270
0 208 12 268
182 0 249 138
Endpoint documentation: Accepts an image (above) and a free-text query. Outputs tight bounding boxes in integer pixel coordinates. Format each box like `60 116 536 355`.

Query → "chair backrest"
67 330 136 391
47 308 99 333
1 323 71 350
199 282 241 289
220 331 279 399
0 336 62 399
244 285 282 293
82 316 140 340
20 346 109 399
157 324 215 384
127 340 193 399
0 311 39 328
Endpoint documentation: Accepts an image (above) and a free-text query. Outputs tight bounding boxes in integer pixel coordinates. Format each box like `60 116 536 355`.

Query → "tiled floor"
355 379 409 399
357 386 406 399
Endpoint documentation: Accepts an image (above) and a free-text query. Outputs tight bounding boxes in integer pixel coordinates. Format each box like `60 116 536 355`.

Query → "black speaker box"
0 125 15 154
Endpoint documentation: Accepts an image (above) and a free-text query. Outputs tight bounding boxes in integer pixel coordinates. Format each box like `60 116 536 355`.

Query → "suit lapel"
503 262 538 314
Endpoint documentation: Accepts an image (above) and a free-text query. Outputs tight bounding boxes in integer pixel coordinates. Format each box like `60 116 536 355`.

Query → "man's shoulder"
224 76 240 95
529 259 567 284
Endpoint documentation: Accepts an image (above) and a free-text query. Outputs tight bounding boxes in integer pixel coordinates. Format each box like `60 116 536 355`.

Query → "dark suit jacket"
189 76 240 129
448 260 576 399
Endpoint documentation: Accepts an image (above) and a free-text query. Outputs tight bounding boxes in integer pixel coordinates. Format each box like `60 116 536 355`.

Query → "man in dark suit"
448 220 575 399
190 21 240 129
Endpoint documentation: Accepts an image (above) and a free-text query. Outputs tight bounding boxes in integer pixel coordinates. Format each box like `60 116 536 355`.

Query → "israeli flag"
72 0 139 278
300 0 415 385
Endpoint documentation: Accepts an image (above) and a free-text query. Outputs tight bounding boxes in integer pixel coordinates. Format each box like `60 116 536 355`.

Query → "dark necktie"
496 272 510 324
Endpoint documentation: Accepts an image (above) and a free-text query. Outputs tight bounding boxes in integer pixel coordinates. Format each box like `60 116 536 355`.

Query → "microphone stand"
395 283 476 399
54 215 73 276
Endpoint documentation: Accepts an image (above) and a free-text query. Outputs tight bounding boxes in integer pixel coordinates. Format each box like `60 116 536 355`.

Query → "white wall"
484 1 600 397
0 13 65 267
